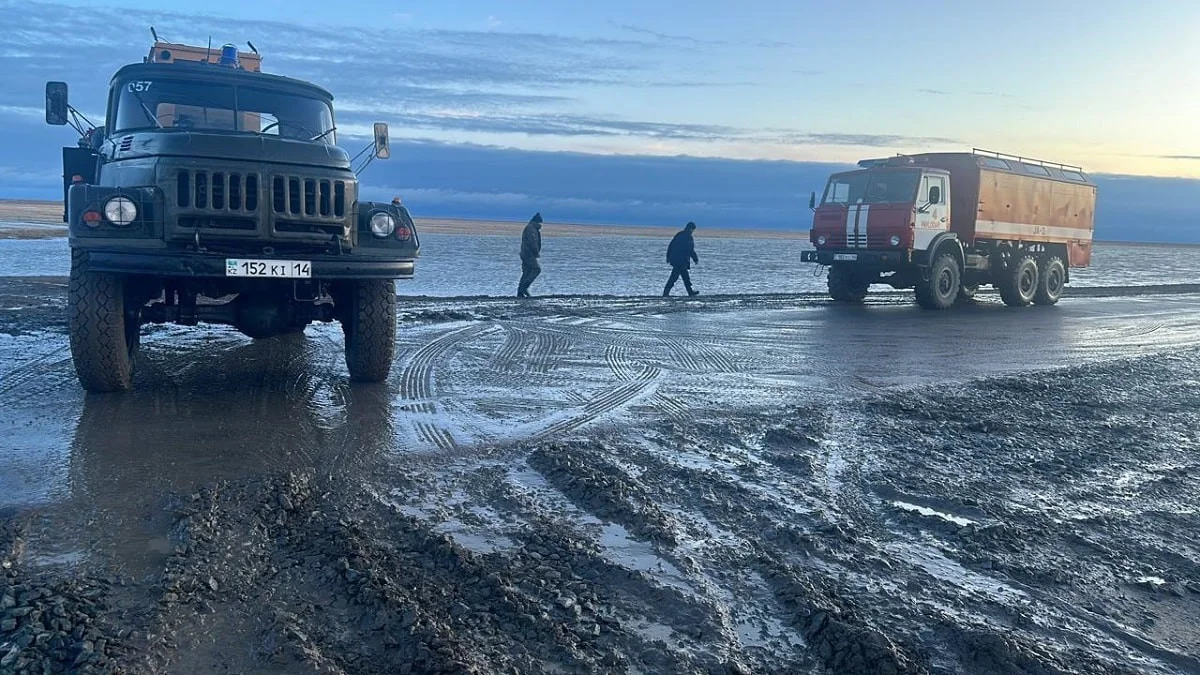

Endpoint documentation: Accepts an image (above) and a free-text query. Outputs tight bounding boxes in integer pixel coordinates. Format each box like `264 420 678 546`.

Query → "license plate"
225 259 312 278
833 253 858 261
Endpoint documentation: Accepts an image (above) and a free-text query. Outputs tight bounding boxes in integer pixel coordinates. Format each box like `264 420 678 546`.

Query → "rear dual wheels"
1034 256 1066 306
341 279 397 383
998 254 1064 307
827 265 870 303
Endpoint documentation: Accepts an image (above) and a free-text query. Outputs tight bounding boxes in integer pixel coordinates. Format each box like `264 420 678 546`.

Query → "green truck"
45 39 417 391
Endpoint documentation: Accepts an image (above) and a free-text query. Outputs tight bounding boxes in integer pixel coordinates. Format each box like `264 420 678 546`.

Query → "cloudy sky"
1 0 1198 239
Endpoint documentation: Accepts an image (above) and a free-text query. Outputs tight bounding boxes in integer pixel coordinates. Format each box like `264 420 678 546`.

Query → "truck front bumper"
801 250 909 266
81 249 415 280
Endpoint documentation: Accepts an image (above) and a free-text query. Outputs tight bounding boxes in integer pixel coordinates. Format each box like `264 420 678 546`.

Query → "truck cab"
809 165 951 259
46 40 416 392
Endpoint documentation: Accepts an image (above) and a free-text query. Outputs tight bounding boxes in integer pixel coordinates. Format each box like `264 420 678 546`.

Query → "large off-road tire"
827 265 869 303
997 254 1039 307
341 280 397 383
68 251 139 392
914 253 961 310
1034 256 1066 306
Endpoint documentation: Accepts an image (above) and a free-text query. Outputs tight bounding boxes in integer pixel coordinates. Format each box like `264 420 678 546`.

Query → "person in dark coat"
663 221 700 297
517 212 543 298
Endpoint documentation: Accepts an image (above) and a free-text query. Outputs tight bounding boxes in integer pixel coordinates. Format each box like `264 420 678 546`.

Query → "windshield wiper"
127 88 162 129
309 126 336 143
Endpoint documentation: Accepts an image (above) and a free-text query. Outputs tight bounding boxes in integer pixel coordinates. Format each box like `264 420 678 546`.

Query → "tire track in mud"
605 344 636 381
490 324 533 374
397 323 492 449
649 392 692 421
398 324 491 411
533 374 661 440
663 338 704 373
469 463 804 672
0 342 73 400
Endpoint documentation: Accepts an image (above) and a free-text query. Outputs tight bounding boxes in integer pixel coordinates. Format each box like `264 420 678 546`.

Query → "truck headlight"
890 235 901 246
103 196 137 226
817 235 827 246
370 212 395 237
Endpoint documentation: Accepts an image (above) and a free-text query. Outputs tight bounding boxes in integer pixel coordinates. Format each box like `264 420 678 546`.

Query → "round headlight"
370 212 395 237
103 197 137 226
816 235 827 246
890 235 901 246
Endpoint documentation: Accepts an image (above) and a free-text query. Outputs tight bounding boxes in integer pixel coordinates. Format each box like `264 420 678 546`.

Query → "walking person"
517 212 543 298
663 221 700 297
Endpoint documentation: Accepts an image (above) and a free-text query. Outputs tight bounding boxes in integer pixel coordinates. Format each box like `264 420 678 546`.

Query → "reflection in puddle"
891 500 977 527
885 541 1026 605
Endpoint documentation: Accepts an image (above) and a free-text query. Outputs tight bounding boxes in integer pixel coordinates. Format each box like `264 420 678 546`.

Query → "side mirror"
46 81 69 126
373 122 391 159
928 185 941 205
809 191 816 210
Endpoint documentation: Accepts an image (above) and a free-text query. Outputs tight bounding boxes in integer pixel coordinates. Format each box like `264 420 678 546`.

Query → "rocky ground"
2 281 1200 674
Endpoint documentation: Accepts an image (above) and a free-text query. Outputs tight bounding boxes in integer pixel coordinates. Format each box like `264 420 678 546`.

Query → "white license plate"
225 259 311 278
833 253 858 261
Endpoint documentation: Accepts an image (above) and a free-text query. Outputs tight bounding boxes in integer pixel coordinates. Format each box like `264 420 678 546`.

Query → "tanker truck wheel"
341 279 397 383
998 254 1039 307
827 265 869 303
914 253 961 310
1033 256 1066 306
68 250 140 392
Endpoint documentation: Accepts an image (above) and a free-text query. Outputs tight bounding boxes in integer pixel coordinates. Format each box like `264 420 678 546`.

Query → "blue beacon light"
218 43 239 67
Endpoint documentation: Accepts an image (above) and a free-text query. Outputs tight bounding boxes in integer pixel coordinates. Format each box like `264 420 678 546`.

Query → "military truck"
801 150 1097 309
45 39 417 391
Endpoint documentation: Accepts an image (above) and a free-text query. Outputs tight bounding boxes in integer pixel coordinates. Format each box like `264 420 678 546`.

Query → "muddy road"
2 278 1200 674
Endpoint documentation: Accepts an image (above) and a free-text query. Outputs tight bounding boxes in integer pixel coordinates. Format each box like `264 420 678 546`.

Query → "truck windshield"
112 78 335 143
822 170 920 205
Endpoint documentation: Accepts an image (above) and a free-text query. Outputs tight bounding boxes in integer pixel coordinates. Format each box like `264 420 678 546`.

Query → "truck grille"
176 170 260 212
271 176 347 219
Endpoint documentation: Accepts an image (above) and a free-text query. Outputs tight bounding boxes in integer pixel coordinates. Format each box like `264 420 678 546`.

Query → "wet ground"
2 278 1200 673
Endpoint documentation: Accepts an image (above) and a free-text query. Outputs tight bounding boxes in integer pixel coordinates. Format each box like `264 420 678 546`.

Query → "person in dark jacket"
517 212 543 298
663 221 700 297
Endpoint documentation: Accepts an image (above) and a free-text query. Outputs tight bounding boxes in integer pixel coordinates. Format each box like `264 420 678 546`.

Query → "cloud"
1160 155 1200 161
608 21 706 46
772 132 960 147
608 20 793 50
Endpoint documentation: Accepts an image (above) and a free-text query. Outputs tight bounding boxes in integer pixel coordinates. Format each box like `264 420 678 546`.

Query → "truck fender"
920 234 964 273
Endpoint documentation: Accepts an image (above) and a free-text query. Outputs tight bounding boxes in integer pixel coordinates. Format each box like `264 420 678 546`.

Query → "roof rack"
972 148 1082 172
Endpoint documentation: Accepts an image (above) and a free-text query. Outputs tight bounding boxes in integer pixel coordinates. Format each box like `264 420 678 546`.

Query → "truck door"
913 173 949 250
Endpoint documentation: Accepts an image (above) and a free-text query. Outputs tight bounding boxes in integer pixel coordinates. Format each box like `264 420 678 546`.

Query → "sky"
1 0 1198 240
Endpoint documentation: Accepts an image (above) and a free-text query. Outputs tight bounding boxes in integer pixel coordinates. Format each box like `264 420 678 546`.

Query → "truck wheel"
342 280 396 382
1034 256 1066 306
828 266 869 303
68 251 139 392
914 253 961 310
957 284 979 303
998 255 1039 307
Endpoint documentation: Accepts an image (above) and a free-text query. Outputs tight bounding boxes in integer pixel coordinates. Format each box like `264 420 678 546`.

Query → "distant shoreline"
0 199 806 241
1 198 1195 247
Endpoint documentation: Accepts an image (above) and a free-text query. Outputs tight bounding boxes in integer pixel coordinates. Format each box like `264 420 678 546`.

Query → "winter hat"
685 221 696 230
531 212 543 224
